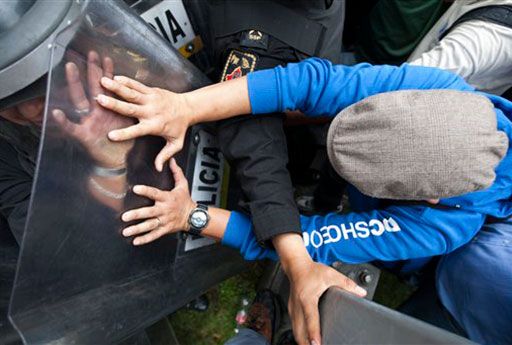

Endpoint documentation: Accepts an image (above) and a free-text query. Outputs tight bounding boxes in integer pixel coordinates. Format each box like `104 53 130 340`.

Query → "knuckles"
127 90 141 103
126 104 137 116
115 76 126 84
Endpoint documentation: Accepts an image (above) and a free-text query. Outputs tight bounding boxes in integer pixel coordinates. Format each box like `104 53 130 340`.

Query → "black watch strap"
197 204 208 212
188 204 209 236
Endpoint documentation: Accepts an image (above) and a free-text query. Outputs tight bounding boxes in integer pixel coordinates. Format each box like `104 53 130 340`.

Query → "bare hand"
121 158 195 245
286 259 367 345
97 75 194 172
53 51 134 168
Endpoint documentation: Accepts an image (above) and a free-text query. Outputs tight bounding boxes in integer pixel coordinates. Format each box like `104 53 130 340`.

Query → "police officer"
210 2 347 343
206 0 344 251
129 7 347 336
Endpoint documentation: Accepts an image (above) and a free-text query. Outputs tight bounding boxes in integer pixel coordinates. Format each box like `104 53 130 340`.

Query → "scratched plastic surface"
8 1 245 344
320 288 474 344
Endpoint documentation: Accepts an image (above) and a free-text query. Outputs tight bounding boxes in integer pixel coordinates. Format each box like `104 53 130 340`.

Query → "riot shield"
8 1 246 344
320 288 473 344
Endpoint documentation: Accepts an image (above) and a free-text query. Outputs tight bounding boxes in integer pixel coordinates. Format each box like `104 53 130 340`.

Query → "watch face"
190 209 208 228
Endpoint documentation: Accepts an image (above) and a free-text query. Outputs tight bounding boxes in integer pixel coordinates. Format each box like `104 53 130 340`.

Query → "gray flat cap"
327 90 508 200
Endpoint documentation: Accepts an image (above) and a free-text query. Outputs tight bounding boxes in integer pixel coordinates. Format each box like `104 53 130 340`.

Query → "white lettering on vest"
369 219 385 236
310 230 323 248
355 221 370 238
303 216 402 248
302 232 310 247
321 225 342 244
341 222 357 240
384 217 401 232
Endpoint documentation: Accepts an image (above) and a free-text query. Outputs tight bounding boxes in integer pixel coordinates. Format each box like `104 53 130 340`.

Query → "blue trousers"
436 219 512 345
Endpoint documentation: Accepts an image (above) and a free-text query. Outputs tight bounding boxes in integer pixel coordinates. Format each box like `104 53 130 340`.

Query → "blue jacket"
222 58 512 264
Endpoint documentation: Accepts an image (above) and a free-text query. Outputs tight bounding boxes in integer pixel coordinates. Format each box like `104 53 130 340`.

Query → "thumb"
334 272 367 298
170 158 187 188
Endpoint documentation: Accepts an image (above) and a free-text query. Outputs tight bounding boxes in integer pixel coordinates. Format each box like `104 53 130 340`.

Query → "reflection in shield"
8 1 246 344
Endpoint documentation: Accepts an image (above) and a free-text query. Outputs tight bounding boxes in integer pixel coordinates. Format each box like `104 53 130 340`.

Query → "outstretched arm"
221 205 485 266
248 58 474 116
120 159 485 280
97 58 475 345
97 76 252 171
97 58 473 171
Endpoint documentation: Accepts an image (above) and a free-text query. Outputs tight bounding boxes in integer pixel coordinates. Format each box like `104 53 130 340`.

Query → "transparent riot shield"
8 1 246 344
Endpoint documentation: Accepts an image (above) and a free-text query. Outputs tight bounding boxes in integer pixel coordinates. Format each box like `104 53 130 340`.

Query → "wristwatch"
188 203 210 236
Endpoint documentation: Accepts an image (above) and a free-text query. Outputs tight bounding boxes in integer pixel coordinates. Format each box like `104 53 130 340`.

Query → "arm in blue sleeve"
222 211 278 261
302 205 486 265
222 207 485 266
248 58 475 116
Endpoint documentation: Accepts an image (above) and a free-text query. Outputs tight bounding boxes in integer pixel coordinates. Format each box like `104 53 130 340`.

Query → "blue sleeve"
222 211 278 261
223 207 485 265
302 206 486 265
247 58 474 117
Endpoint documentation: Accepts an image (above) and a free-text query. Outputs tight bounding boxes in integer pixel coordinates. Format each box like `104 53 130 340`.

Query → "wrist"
181 92 199 126
183 200 198 232
282 254 313 277
272 233 312 275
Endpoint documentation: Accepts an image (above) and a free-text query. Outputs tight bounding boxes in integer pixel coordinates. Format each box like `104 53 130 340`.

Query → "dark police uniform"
209 0 345 243
0 120 39 244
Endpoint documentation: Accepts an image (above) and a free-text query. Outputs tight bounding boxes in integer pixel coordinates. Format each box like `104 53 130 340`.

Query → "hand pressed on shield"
290 262 367 345
52 51 134 169
274 234 367 345
97 74 251 172
121 158 196 246
97 76 194 172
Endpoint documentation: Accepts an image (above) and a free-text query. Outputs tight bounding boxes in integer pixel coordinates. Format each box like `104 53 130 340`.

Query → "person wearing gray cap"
96 57 512 345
